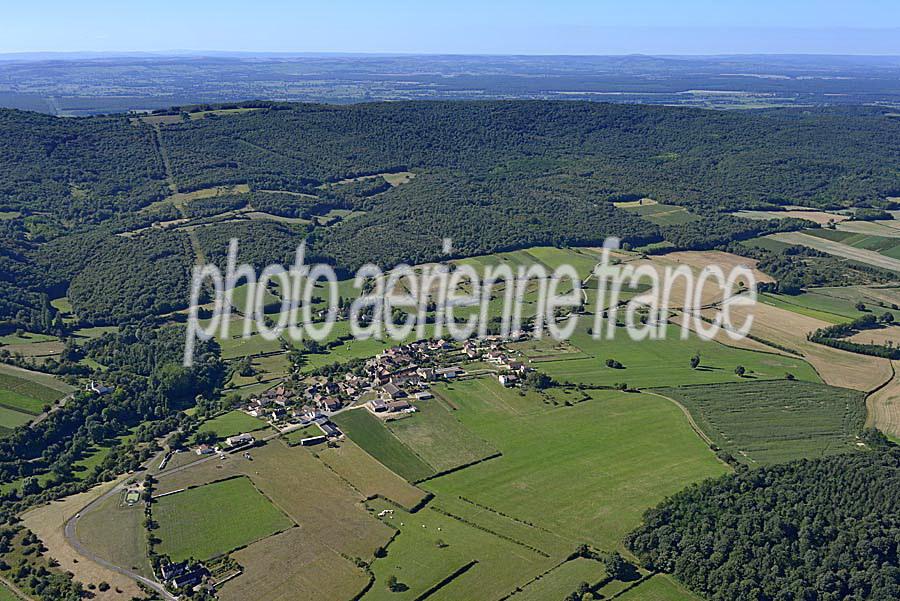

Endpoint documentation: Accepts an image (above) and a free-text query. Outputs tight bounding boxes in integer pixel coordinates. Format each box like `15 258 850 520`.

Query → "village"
220 334 536 448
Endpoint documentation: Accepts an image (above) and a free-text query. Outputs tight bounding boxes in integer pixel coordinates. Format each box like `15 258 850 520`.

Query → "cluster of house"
159 560 210 591
363 341 466 416
463 337 534 387
240 336 532 431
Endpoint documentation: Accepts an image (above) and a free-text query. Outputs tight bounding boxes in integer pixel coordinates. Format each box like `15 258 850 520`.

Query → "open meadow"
535 322 819 389
154 476 294 562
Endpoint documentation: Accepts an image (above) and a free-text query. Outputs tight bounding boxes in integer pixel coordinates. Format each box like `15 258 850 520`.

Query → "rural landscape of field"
2 2 900 601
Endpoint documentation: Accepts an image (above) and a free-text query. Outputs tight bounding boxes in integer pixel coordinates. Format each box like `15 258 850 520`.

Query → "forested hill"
626 437 900 601
1 100 900 327
3 102 900 220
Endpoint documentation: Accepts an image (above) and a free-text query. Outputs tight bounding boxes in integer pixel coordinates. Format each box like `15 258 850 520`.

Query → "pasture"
332 410 435 482
385 400 498 474
196 410 268 440
0 366 71 433
423 382 727 551
535 323 820 389
153 440 393 600
315 440 428 509
76 488 153 579
508 558 607 601
154 476 293 562
655 380 867 465
616 575 703 601
362 497 558 601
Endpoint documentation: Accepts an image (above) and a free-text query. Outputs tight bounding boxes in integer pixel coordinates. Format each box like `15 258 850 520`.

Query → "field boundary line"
642 391 716 449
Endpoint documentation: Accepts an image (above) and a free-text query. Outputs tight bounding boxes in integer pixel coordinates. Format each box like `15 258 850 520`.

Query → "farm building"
225 433 255 447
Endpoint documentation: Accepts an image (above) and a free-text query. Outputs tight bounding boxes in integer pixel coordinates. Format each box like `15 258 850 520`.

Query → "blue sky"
4 1 900 55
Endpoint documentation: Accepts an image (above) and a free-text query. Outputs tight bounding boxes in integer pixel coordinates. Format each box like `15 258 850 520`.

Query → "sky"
3 0 900 55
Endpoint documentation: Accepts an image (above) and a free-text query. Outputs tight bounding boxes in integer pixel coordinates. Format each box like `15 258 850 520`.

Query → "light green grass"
536 323 819 389
363 497 557 601
332 410 435 482
654 380 867 465
154 476 293 562
0 331 57 345
509 558 607 601
0 583 18 601
0 371 66 412
424 381 728 551
0 405 33 430
197 410 268 440
386 401 498 473
616 574 703 601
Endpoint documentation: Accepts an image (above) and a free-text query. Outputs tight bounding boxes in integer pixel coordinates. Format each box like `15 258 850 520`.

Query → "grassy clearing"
386 400 498 473
154 476 293 562
196 410 268 440
536 323 819 389
509 558 607 600
0 406 33 432
332 410 435 482
425 381 727 552
655 380 867 465
622 202 701 225
616 574 702 600
0 331 57 345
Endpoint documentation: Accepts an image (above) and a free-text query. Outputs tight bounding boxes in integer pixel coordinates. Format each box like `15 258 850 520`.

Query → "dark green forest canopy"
2 101 900 326
0 110 167 219
626 443 900 601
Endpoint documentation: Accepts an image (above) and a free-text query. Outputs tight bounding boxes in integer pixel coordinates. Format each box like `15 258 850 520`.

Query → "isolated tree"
734 365 746 377
690 353 701 369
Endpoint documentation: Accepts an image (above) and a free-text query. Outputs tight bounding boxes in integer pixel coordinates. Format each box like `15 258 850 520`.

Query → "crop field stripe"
770 232 900 273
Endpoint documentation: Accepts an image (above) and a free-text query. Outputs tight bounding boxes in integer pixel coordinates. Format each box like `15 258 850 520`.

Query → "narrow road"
63 450 177 600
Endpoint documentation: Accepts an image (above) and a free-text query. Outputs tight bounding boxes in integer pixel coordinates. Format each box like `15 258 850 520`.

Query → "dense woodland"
2 101 900 326
627 436 900 601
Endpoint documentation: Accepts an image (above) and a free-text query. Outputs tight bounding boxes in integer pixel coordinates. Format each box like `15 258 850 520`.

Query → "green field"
154 476 293 562
619 202 701 225
385 400 498 474
0 331 57 345
535 323 819 389
0 369 69 432
424 380 727 551
509 558 607 600
332 410 435 482
197 410 268 440
77 488 153 578
759 292 867 323
0 584 17 601
616 575 703 601
363 497 559 601
655 380 867 465
807 228 900 259
359 379 726 598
